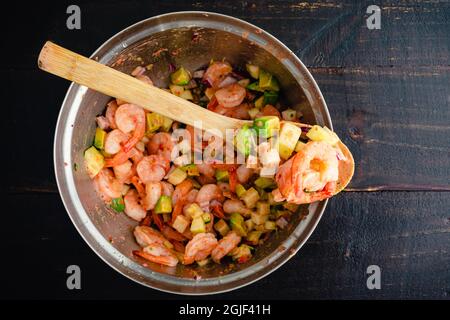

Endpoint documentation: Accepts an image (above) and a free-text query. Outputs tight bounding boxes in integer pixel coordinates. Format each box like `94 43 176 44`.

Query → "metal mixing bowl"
54 11 332 295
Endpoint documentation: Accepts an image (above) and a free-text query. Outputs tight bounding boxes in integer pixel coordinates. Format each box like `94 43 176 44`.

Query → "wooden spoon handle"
38 41 248 134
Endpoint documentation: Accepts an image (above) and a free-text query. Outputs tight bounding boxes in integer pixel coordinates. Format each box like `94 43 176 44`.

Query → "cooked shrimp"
136 155 169 184
143 182 162 210
161 225 187 242
94 168 123 201
136 74 154 85
104 129 129 155
112 160 133 183
172 179 194 206
203 61 232 88
115 104 146 152
214 83 246 108
195 184 224 212
273 141 339 204
225 103 251 120
183 233 218 265
148 132 174 160
236 164 254 184
105 100 118 129
261 104 281 118
133 225 167 247
185 189 199 204
211 231 241 263
104 147 140 168
160 181 174 197
223 199 252 217
134 243 178 267
124 189 147 221
196 163 215 178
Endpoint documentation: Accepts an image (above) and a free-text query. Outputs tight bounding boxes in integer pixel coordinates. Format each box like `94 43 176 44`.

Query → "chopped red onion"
217 76 237 88
168 63 176 73
276 217 288 229
301 127 310 133
96 116 110 130
230 71 246 80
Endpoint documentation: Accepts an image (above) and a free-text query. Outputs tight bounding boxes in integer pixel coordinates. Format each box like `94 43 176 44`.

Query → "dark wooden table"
3 0 449 299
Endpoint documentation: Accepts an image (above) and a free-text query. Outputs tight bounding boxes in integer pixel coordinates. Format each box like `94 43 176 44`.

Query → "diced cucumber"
258 69 280 91
214 219 230 237
246 64 260 79
170 66 191 85
254 177 276 189
190 216 206 234
185 203 203 219
215 169 229 182
94 127 106 150
168 167 187 185
246 82 264 92
253 116 280 138
235 184 246 198
110 197 125 212
172 215 190 234
180 164 199 176
254 95 265 108
306 125 340 145
154 195 172 214
169 84 184 96
241 187 260 209
281 109 297 121
201 213 211 224
146 113 163 134
84 146 104 178
230 213 247 237
263 91 278 105
278 122 302 160
235 124 257 156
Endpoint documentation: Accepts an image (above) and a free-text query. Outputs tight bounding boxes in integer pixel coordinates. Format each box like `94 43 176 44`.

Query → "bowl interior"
57 12 330 294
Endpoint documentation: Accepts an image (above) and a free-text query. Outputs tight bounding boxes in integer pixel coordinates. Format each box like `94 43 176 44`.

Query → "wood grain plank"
3 191 448 299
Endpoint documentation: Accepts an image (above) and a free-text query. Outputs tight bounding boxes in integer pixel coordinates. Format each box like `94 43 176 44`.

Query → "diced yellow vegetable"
172 215 190 234
190 216 206 234
169 84 184 96
185 203 203 219
256 201 270 216
179 89 193 100
168 167 187 185
161 116 174 132
235 184 246 198
248 107 260 119
251 211 269 225
146 112 163 134
306 125 340 145
241 187 260 209
278 122 302 160
246 231 262 245
230 213 247 237
214 219 230 237
254 96 265 109
295 141 306 152
245 219 254 232
84 146 104 178
264 220 277 230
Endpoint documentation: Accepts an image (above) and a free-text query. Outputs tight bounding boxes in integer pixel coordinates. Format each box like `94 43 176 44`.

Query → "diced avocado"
201 213 211 224
146 113 163 134
281 109 297 121
154 195 172 214
278 122 302 160
190 216 206 234
248 108 260 119
264 220 277 230
84 146 104 178
215 169 229 182
214 219 230 237
179 89 193 100
185 203 203 219
306 125 340 145
170 66 191 85
172 215 190 233
238 78 250 87
254 95 265 109
161 116 174 132
230 213 247 237
246 81 264 92
168 167 187 185
235 184 246 198
263 91 278 105
246 231 262 245
246 64 260 79
235 124 257 156
254 177 276 189
169 84 184 96
110 197 125 212
253 116 280 138
258 69 280 91
94 127 106 150
295 141 306 152
241 187 260 209
181 164 200 176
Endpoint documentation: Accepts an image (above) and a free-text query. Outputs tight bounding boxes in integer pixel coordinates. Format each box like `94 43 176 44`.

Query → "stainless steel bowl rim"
54 11 331 295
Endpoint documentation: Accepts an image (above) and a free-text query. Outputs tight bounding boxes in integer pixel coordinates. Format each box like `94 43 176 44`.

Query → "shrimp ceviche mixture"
84 61 347 268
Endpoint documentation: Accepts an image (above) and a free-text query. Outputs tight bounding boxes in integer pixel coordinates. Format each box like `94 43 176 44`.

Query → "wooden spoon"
38 41 354 193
